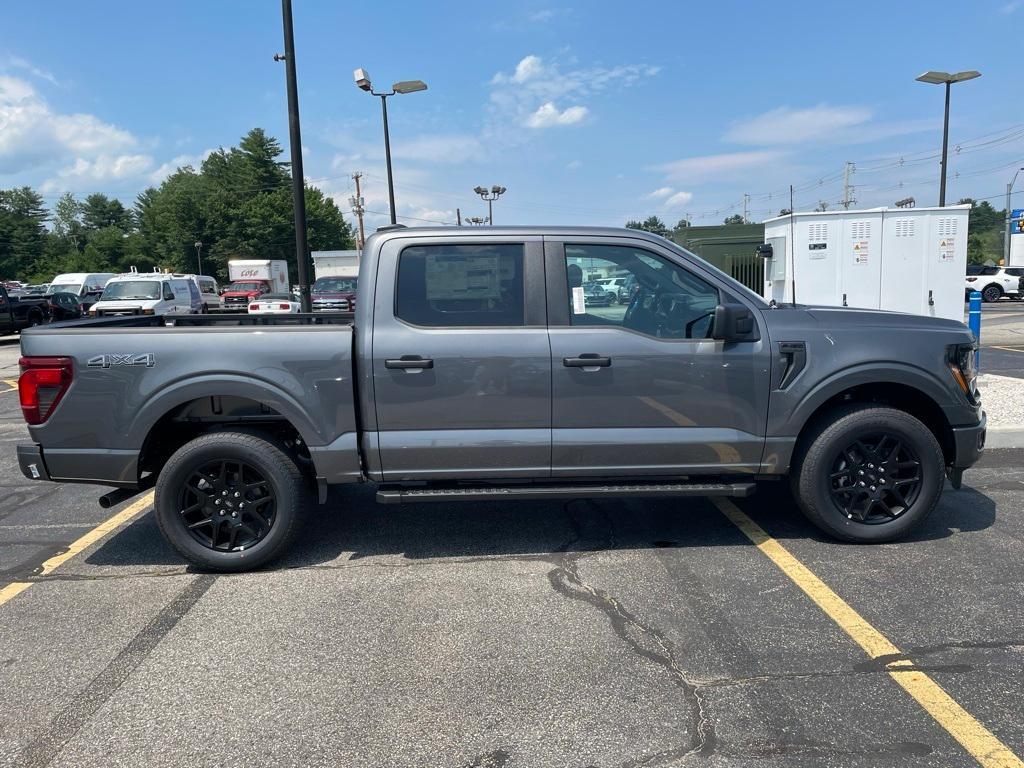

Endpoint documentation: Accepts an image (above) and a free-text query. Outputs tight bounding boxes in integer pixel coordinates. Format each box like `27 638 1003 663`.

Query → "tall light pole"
1006 167 1024 264
354 69 427 225
474 185 506 225
274 0 312 312
194 240 203 276
915 70 981 206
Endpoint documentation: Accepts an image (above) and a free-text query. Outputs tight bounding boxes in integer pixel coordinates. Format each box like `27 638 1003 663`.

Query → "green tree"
0 187 48 280
625 215 670 237
723 214 744 225
81 193 131 231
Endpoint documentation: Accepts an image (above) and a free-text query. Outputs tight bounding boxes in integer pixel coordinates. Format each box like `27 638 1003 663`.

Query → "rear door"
371 235 551 481
545 235 771 477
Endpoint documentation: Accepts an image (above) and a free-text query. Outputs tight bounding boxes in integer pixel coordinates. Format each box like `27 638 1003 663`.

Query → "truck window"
396 244 525 327
564 244 719 339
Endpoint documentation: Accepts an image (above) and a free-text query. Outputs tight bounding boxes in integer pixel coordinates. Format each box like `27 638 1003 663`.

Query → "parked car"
194 276 221 312
0 284 49 334
45 273 117 310
44 292 84 322
595 276 630 302
88 274 197 317
580 282 615 307
964 265 1024 302
247 293 301 314
311 276 358 313
16 226 985 571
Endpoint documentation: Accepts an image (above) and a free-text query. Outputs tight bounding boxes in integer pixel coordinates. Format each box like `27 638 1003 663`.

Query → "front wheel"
981 284 1003 303
791 406 944 543
154 431 308 571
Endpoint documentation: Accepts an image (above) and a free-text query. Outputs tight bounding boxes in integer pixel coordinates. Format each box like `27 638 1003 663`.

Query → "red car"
311 276 357 312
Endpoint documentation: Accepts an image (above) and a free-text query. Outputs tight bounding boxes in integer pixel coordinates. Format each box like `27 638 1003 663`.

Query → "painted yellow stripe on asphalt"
1 378 17 392
713 498 1024 768
0 492 154 608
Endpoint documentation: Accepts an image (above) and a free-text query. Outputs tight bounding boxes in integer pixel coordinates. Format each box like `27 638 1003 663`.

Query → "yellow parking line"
713 498 1024 768
0 492 155 609
1 378 18 392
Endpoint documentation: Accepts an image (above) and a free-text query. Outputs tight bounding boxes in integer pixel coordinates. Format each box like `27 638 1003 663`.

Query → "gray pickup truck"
16 226 985 570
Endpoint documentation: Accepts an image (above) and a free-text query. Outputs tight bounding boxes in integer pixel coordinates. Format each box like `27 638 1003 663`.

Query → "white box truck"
761 205 970 321
222 260 290 311
312 250 359 280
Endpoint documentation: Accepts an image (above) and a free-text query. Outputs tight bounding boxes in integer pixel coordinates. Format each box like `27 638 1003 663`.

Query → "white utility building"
761 204 970 322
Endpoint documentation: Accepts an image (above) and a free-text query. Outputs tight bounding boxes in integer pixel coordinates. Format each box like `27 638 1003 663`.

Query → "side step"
376 481 756 505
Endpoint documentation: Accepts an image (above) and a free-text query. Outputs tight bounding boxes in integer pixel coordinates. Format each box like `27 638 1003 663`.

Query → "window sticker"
571 285 586 314
425 254 503 300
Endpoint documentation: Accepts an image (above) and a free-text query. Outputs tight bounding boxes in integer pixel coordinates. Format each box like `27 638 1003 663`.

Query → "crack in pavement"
545 500 715 766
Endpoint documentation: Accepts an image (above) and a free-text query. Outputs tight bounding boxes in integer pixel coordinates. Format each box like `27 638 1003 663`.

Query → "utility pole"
741 194 750 223
349 172 366 250
456 207 462 226
841 162 857 210
275 0 312 312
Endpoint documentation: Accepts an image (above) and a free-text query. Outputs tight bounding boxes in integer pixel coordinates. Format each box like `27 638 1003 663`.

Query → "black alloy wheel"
178 459 276 552
828 433 922 523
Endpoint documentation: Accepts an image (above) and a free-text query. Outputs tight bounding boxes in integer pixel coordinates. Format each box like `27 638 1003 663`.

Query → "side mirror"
712 303 759 342
755 243 773 259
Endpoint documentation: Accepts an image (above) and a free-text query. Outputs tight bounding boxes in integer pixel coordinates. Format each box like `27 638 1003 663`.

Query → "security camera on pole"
473 185 506 225
353 68 428 225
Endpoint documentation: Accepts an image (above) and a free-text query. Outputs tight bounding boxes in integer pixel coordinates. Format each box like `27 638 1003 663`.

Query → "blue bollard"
968 290 982 371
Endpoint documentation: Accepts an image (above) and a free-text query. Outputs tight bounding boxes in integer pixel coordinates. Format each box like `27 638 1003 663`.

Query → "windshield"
313 277 357 293
100 281 162 301
665 241 769 307
46 283 82 295
228 282 264 292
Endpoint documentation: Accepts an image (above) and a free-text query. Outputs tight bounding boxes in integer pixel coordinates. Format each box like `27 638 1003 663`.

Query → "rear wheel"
791 406 944 543
154 431 307 571
981 284 1003 302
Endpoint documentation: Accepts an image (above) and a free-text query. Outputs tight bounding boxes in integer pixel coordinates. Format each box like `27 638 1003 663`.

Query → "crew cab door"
370 235 551 481
545 236 771 477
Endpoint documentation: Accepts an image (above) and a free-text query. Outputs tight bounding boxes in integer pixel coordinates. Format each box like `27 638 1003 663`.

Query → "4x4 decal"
87 353 155 369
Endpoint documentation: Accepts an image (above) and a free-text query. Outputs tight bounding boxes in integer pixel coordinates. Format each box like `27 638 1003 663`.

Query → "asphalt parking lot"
1 335 1024 767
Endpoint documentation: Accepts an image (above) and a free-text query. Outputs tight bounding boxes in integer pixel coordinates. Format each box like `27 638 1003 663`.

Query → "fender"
774 361 954 439
128 373 331 449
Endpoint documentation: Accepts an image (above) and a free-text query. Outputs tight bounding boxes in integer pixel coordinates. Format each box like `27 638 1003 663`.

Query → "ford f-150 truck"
15 226 986 571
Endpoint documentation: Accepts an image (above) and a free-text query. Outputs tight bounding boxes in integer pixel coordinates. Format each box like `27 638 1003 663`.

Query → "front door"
371 236 551 481
546 237 771 477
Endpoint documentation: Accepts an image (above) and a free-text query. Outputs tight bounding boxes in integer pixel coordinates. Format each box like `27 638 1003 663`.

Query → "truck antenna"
789 184 797 306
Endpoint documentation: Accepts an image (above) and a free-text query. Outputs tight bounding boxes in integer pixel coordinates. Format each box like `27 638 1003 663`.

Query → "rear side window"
395 243 524 327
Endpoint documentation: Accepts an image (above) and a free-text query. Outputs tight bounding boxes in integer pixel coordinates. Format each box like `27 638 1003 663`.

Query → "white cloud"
525 102 588 128
724 104 874 145
1002 0 1022 12
5 56 60 87
645 186 674 199
392 133 485 163
656 151 784 183
489 54 658 135
149 149 215 184
663 191 693 208
0 75 138 176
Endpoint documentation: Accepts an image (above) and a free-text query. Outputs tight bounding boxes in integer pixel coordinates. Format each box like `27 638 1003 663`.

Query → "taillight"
249 303 260 311
278 303 291 310
19 356 73 425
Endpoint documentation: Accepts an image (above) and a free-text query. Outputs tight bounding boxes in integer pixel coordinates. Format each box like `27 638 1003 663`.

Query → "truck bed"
19 312 360 488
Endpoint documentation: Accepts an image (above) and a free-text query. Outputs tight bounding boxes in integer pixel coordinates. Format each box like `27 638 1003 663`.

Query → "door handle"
385 356 434 370
563 354 611 368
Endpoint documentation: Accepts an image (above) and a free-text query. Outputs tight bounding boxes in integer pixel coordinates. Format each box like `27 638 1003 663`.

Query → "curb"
985 426 1024 450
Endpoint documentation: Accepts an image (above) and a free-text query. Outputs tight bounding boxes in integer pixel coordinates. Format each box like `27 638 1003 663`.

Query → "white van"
46 273 117 308
88 274 197 317
193 275 221 311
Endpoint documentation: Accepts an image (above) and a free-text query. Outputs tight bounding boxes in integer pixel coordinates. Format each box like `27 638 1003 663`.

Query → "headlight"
948 343 979 404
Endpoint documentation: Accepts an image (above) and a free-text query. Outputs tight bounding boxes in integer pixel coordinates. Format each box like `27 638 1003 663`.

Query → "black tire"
201 303 209 314
154 431 308 571
981 284 1003 303
791 406 944 543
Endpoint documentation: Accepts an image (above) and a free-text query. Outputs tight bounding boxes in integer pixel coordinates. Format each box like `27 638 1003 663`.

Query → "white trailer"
227 260 289 293
312 250 360 280
761 204 970 321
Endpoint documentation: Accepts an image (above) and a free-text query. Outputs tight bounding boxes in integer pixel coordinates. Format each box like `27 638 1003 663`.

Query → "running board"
376 482 756 505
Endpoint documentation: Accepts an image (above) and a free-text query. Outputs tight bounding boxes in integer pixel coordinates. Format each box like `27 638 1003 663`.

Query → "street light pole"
1006 167 1024 264
473 186 506 225
354 70 427 226
916 70 981 207
194 241 203 276
276 0 312 312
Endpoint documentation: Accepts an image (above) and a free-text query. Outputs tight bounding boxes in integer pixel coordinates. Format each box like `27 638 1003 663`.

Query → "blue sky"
2 0 1022 229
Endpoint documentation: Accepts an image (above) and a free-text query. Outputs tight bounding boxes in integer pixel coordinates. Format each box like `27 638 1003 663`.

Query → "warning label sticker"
571 286 586 314
853 241 869 265
939 237 956 262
